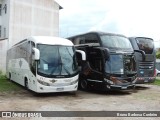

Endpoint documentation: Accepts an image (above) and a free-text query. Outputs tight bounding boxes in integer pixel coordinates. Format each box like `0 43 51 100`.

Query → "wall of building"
0 0 60 73
9 0 60 47
0 0 10 73
0 0 2 29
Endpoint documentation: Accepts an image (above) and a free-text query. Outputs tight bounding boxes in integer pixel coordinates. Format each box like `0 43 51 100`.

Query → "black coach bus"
129 37 156 84
67 32 144 91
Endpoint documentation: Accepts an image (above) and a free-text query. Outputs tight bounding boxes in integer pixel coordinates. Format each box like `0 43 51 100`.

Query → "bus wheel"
158 74 160 77
25 78 29 90
80 79 88 90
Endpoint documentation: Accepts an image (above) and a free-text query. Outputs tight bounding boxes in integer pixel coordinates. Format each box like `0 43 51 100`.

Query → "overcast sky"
56 0 160 46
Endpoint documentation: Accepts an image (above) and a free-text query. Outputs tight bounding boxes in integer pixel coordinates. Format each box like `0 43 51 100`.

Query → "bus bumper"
36 83 78 93
87 80 135 91
107 84 135 90
133 77 155 84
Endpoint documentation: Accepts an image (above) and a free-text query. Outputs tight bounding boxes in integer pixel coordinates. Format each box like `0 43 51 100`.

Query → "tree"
156 48 160 59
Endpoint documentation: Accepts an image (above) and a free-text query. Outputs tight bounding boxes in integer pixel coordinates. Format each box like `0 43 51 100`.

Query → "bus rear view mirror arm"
76 50 86 61
32 48 40 60
134 50 145 61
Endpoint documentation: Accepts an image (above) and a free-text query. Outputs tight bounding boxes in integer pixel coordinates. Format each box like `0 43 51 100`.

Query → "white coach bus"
6 36 86 93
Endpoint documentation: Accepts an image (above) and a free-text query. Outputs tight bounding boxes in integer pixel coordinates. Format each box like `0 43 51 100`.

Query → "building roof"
55 0 63 9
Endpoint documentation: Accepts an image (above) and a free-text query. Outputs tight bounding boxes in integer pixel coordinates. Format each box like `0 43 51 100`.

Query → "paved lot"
0 84 160 120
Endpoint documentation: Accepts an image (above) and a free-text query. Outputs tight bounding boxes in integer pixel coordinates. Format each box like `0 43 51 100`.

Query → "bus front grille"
139 61 154 69
138 61 154 77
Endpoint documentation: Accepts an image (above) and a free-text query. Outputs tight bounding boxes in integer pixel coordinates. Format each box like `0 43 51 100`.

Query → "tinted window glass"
72 34 100 46
84 34 99 44
136 38 154 54
101 35 132 50
105 55 123 74
72 37 85 45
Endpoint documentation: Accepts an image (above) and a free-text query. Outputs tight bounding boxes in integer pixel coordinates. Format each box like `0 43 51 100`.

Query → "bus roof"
67 31 127 39
13 36 73 47
129 37 154 41
29 36 73 46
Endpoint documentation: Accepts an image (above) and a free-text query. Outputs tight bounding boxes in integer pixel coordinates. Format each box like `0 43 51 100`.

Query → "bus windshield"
105 54 136 74
136 37 154 54
37 44 78 77
105 54 124 74
100 35 132 50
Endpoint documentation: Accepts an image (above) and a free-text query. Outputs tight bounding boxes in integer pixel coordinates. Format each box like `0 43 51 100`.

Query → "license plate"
56 87 64 91
144 80 148 83
121 86 127 89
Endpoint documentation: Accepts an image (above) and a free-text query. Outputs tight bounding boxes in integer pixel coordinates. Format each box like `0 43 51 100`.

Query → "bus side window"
80 39 85 44
28 41 36 75
74 37 85 45
73 38 80 45
85 34 99 43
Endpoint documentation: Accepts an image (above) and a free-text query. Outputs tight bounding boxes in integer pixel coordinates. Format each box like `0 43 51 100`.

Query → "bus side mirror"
103 48 110 60
76 50 86 61
32 48 40 60
134 50 145 61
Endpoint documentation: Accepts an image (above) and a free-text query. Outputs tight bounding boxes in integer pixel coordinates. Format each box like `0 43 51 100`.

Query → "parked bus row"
6 32 156 93
67 31 156 91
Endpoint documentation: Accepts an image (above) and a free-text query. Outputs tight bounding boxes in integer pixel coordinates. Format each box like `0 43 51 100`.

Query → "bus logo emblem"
50 79 57 83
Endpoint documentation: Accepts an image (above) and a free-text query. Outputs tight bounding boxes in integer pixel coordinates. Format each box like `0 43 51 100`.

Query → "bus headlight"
104 78 114 84
70 79 79 85
37 79 50 86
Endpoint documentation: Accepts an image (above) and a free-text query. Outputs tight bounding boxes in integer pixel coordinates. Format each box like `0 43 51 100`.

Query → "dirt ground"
0 84 160 120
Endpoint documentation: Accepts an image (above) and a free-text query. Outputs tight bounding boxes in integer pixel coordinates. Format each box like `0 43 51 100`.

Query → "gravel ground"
0 84 160 120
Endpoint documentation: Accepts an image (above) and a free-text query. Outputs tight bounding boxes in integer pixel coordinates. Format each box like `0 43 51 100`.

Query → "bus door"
84 47 104 81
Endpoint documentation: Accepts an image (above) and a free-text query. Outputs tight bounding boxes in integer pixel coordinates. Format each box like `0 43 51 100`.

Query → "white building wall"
0 0 60 73
0 0 2 27
9 0 60 47
0 0 10 73
0 0 10 39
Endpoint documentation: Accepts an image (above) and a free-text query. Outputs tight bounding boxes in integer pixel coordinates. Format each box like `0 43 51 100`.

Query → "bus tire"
158 74 160 77
80 79 88 90
25 78 29 90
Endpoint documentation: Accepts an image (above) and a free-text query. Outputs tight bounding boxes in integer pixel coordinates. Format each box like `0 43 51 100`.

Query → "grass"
0 74 22 92
152 78 160 86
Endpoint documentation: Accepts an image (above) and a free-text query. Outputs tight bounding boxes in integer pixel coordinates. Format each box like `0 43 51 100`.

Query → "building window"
0 4 2 15
3 4 7 14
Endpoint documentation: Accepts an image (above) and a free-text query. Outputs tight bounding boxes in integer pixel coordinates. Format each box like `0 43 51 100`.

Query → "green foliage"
156 51 160 59
152 78 160 86
0 70 6 80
